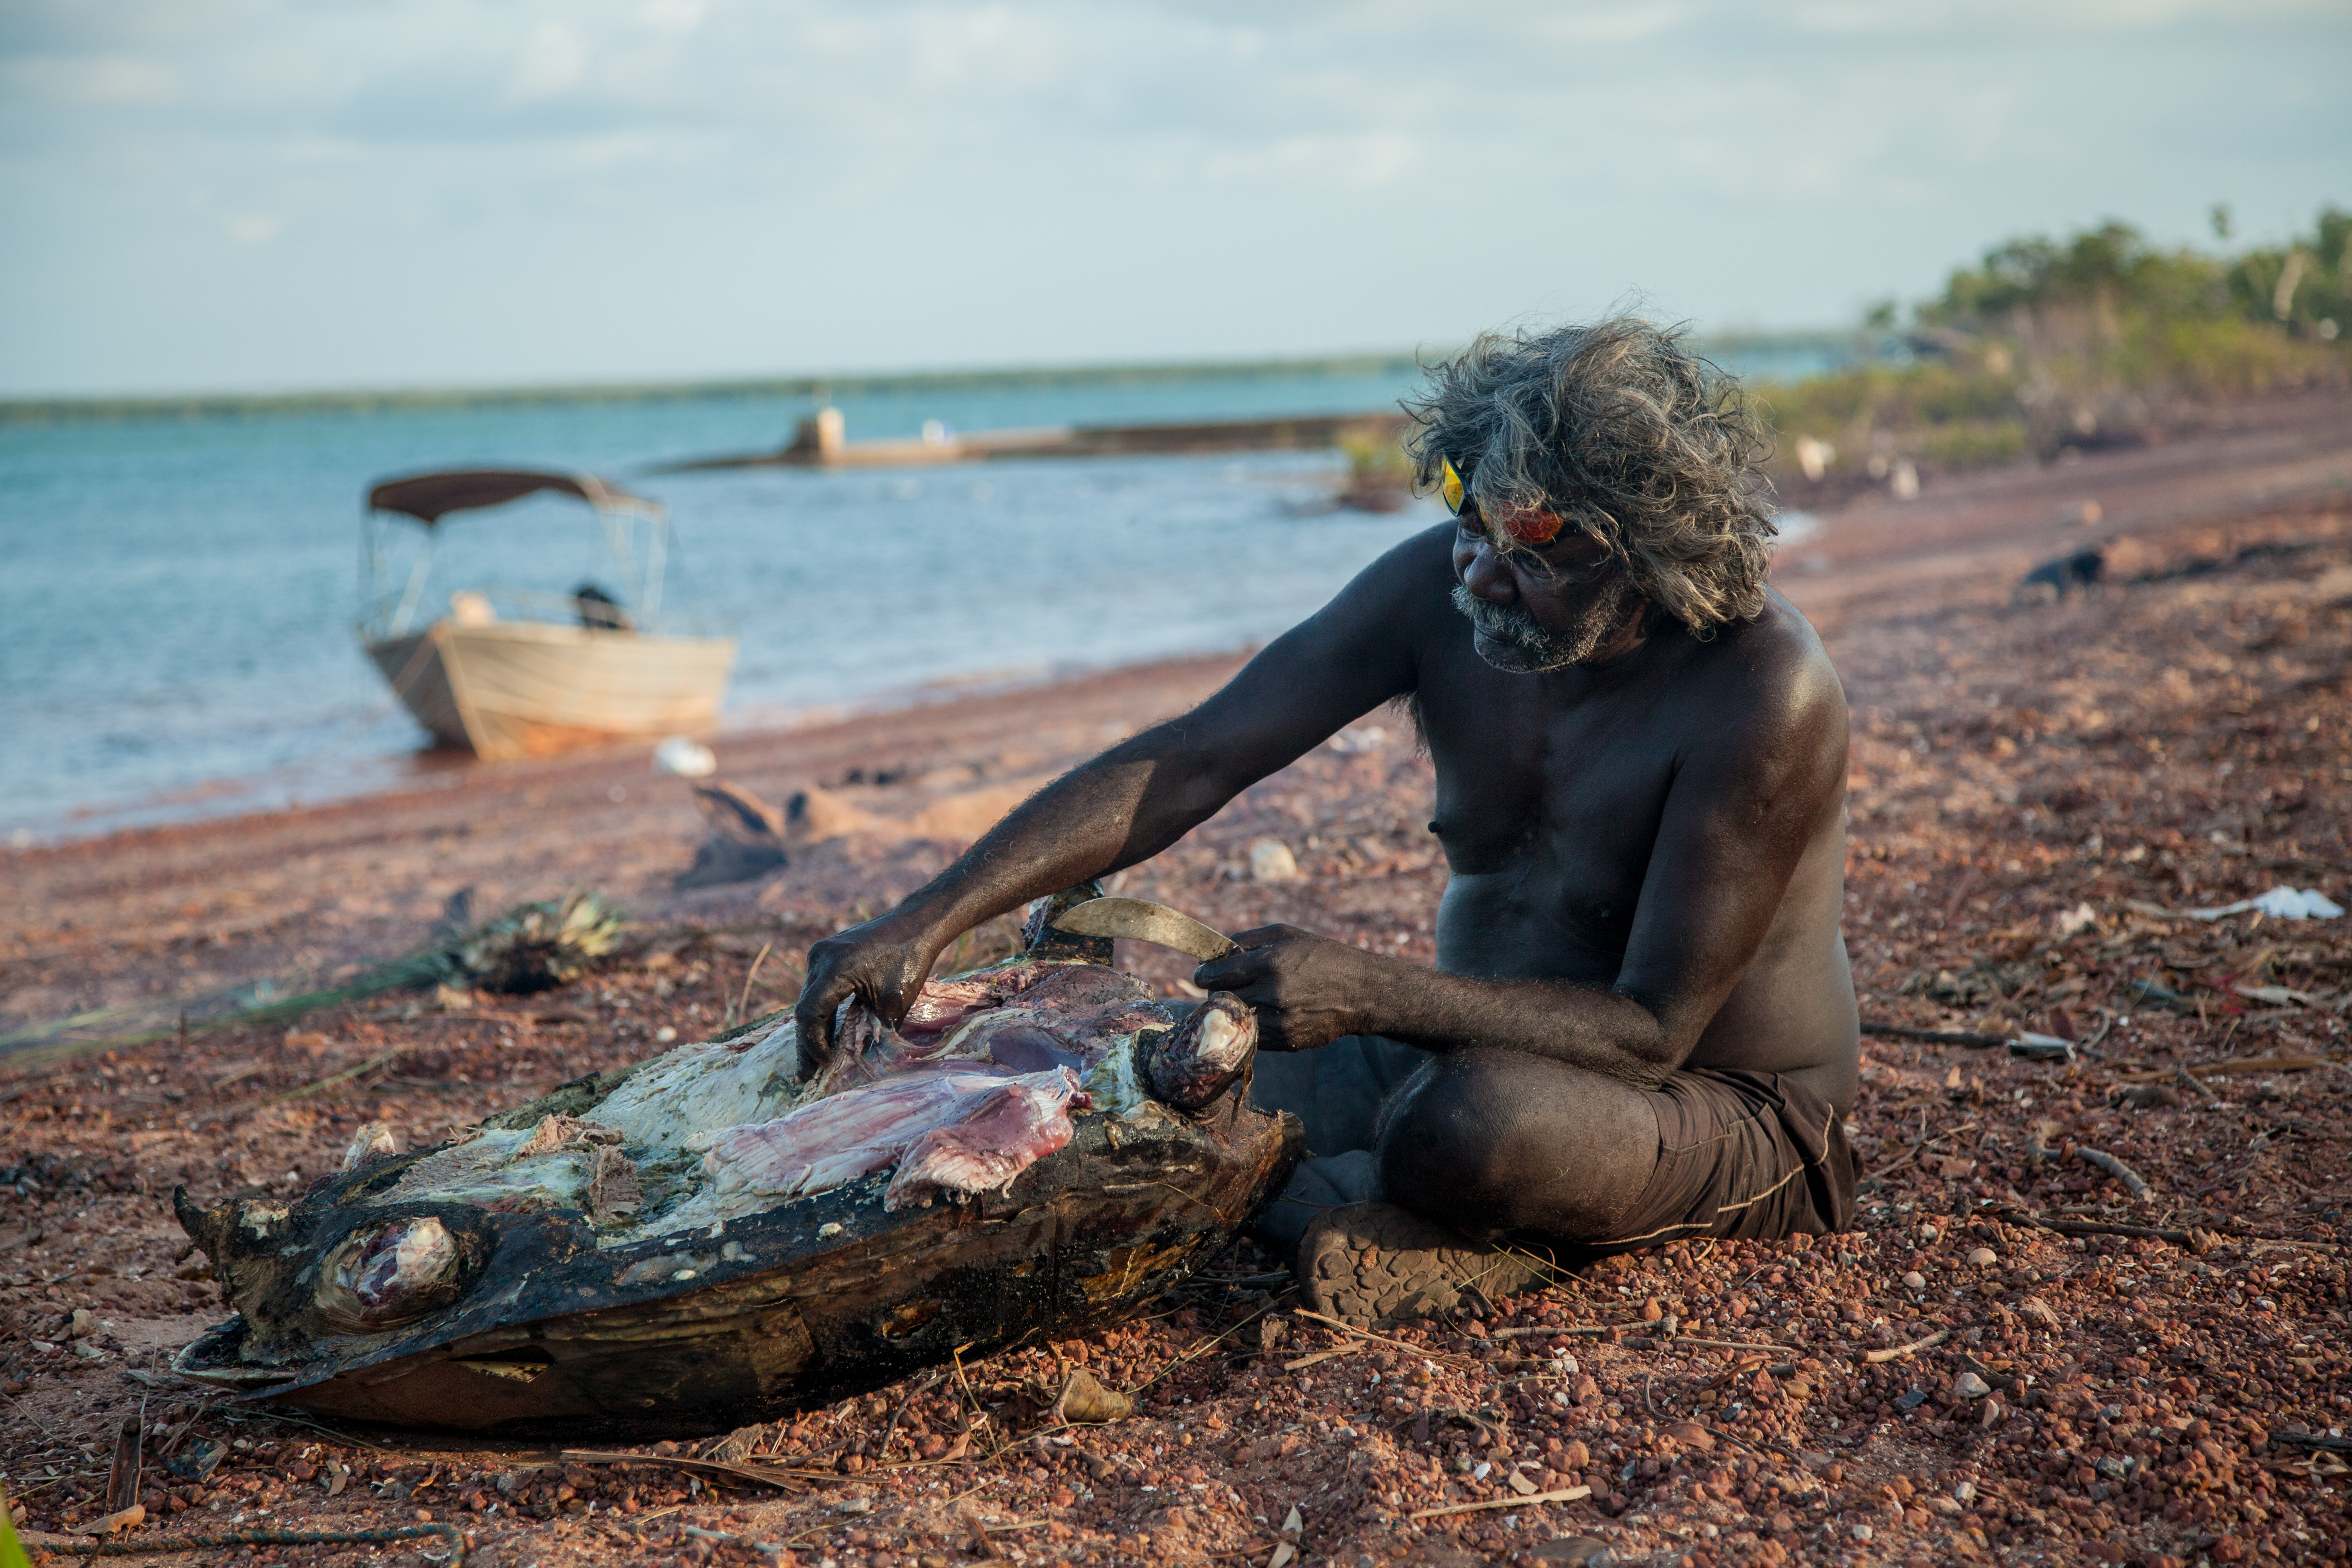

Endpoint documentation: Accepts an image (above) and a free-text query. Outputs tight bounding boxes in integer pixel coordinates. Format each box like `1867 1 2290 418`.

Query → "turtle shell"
173 954 1297 1435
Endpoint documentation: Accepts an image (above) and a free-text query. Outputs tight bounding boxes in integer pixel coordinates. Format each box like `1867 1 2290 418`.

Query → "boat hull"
367 621 736 761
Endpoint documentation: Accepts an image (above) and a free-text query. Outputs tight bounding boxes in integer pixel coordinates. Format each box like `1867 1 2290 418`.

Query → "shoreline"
21 382 2349 854
11 645 1268 852
1 647 1257 1044
7 388 2349 1048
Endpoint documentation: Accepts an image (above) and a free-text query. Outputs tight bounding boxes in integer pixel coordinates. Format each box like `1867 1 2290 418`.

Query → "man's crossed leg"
1248 1036 1858 1325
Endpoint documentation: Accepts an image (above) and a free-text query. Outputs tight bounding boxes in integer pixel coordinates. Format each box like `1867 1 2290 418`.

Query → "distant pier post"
785 407 847 463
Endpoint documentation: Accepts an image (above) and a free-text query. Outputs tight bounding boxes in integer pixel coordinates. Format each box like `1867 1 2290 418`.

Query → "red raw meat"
701 1066 1025 1197
883 1069 1089 1210
727 961 1170 1209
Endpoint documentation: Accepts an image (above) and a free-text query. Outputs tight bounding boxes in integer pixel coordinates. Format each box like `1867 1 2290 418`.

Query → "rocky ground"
3 431 2349 1567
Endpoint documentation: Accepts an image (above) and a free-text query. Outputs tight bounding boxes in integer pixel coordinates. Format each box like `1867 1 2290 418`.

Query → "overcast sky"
2 0 2344 397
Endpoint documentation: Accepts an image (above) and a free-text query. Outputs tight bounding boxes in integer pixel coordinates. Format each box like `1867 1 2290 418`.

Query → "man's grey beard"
1452 580 1644 673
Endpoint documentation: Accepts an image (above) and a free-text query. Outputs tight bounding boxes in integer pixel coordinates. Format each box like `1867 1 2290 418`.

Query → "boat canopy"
359 467 679 639
366 469 658 526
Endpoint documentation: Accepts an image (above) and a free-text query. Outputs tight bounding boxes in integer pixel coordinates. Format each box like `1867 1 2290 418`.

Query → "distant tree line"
1759 206 2349 490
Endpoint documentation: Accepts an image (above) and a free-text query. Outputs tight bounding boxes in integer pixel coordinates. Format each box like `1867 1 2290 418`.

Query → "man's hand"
793 911 942 1079
1191 924 1384 1052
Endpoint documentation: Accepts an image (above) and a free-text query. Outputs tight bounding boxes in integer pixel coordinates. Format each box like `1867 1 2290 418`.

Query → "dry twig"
1282 1344 1364 1373
1291 1309 1476 1367
1871 1120 1980 1179
2113 1054 2322 1083
1863 1329 1951 1364
1408 1485 1590 1521
2074 1146 2152 1197
562 1448 831 1489
1998 1206 2209 1250
1861 1023 2009 1048
725 942 774 1031
876 1368 948 1462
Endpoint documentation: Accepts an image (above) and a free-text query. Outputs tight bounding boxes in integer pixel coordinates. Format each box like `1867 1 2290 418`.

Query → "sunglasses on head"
1440 456 1566 548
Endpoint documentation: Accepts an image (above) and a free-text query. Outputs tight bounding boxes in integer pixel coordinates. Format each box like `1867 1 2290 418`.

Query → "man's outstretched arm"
790 526 1452 1063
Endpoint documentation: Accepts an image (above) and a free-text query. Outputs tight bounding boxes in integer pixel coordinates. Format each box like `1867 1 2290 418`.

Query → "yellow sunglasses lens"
1440 458 1464 513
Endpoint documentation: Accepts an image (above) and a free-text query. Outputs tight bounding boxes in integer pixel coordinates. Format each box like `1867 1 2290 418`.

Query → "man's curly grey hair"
1402 316 1777 634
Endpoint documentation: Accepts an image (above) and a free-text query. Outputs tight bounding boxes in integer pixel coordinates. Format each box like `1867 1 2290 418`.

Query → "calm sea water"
0 346 1849 841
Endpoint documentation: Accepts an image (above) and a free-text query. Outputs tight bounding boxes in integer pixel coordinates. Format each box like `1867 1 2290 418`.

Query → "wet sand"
3 389 2349 1567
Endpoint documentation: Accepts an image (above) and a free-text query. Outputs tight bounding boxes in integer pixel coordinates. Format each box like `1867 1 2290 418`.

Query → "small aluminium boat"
361 469 736 762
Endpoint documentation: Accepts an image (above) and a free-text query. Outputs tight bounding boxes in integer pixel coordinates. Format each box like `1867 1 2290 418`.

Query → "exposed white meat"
588 1021 807 1150
368 1124 600 1214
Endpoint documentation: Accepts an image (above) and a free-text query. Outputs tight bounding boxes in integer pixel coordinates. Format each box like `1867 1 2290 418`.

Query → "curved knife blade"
1050 897 1236 964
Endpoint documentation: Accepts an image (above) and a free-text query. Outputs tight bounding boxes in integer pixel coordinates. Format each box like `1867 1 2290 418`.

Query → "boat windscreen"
366 470 654 525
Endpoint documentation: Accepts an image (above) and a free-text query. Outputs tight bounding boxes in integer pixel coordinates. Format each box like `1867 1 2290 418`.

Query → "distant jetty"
0 352 1425 426
0 331 1890 426
651 407 1411 472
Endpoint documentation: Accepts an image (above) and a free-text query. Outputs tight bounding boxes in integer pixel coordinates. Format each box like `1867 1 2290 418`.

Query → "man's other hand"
793 913 940 1079
1192 924 1378 1052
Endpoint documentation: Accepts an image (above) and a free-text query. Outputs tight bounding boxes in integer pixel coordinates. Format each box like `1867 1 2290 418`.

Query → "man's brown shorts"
1590 1066 1858 1253
1247 1036 1859 1255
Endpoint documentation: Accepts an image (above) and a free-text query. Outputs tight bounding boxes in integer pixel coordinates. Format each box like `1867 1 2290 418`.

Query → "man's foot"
1296 1201 1556 1326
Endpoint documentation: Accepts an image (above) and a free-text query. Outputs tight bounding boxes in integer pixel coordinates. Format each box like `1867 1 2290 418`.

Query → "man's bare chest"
1421 690 1681 886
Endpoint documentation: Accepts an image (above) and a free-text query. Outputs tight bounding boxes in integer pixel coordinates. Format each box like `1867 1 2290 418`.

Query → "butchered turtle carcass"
171 890 1298 1434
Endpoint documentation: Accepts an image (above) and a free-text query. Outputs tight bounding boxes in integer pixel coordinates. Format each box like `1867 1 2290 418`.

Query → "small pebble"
1953 1372 1992 1399
1248 839 1303 882
1852 1523 1875 1542
1901 1271 1927 1290
1661 1421 1715 1451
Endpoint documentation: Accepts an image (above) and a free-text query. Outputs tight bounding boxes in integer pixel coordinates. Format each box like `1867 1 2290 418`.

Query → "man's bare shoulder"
1364 521 1460 593
1677 589 1847 749
1318 521 1461 633
1689 589 1839 691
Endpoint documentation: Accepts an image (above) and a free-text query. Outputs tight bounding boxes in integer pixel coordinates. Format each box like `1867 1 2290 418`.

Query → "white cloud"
1787 0 2342 34
1 51 178 108
635 0 707 34
1202 130 1425 191
1525 3 1692 46
508 21 590 101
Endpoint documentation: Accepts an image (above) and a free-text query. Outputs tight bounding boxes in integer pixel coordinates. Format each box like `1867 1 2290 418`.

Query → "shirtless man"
795 318 1859 1324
